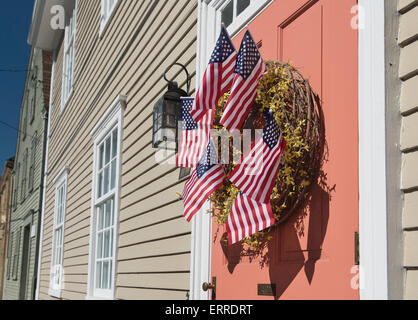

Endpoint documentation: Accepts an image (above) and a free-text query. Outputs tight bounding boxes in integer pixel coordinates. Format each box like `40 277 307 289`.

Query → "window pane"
110 228 114 257
102 261 109 289
104 231 110 258
110 160 116 190
99 144 104 169
105 137 111 165
98 205 104 231
104 166 110 195
112 129 118 158
97 232 103 259
222 1 233 27
105 199 112 228
97 172 103 198
237 0 251 16
96 262 102 289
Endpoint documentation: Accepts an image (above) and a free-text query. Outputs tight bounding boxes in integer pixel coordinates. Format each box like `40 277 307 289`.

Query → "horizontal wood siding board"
117 253 191 274
116 273 190 291
117 234 191 261
118 217 190 248
400 75 418 115
116 287 188 300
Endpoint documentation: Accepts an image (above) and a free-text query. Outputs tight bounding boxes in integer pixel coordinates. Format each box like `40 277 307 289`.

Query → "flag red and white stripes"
227 192 275 245
190 26 237 123
220 30 266 132
182 142 224 222
176 97 214 168
228 111 286 204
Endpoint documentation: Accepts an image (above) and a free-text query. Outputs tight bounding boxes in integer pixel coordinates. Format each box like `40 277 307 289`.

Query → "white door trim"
190 0 274 301
358 0 388 300
189 0 215 300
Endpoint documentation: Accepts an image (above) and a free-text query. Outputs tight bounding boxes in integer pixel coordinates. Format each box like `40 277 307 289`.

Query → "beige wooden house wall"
398 0 418 300
38 0 198 300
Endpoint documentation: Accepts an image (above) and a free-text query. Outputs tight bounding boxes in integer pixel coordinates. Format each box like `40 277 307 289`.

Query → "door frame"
190 0 274 300
191 0 389 300
358 0 388 300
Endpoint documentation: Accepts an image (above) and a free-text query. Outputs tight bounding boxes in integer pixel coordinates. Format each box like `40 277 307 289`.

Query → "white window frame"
49 166 69 299
86 95 126 300
61 6 77 111
212 0 273 37
99 0 120 38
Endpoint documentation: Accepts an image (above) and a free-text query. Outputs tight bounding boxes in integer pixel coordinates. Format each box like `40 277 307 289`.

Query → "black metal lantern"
152 63 191 151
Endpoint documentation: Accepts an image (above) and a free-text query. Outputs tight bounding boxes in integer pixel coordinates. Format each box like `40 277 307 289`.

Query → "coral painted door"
211 0 359 300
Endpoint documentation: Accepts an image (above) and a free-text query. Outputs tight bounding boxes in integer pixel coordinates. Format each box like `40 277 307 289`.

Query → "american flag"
228 111 286 204
182 140 224 222
190 25 237 122
176 97 214 168
220 30 266 132
227 192 275 245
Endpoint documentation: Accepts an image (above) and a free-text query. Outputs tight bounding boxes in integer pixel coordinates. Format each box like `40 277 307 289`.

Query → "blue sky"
0 2 34 171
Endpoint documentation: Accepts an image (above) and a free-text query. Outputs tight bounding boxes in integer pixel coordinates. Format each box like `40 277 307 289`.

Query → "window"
49 167 69 298
22 97 28 140
219 0 272 35
12 164 19 210
28 133 37 193
100 0 119 35
30 67 38 123
88 95 126 300
21 149 28 202
12 228 21 281
62 8 76 109
6 231 14 280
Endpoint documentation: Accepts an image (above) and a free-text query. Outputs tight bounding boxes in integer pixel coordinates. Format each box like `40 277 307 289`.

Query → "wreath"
209 61 324 250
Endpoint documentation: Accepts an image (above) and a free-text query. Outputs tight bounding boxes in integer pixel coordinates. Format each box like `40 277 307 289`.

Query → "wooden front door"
210 0 359 300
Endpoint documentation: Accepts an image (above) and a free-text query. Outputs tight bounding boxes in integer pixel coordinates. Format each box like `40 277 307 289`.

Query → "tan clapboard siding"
399 0 418 13
401 152 418 191
119 201 184 235
400 75 418 115
405 270 418 299
398 0 418 300
399 40 418 80
404 231 418 267
117 234 191 261
116 273 190 291
116 287 188 300
403 192 418 229
117 253 190 274
399 5 418 46
401 112 418 151
119 217 190 248
39 0 197 300
120 182 185 220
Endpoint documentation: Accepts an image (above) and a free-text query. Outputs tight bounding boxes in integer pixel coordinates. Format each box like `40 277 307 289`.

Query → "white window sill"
48 288 62 299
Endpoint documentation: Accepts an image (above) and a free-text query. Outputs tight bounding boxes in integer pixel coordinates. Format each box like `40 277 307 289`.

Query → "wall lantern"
152 63 191 151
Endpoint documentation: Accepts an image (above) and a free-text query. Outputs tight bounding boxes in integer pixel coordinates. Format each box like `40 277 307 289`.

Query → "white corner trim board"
358 0 388 300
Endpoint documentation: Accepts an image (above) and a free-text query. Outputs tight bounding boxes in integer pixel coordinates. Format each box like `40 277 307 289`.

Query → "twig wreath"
209 61 324 250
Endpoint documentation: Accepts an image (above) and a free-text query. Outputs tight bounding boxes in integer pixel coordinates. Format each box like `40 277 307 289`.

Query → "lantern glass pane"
167 115 176 128
165 101 177 116
154 129 163 146
157 115 163 130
